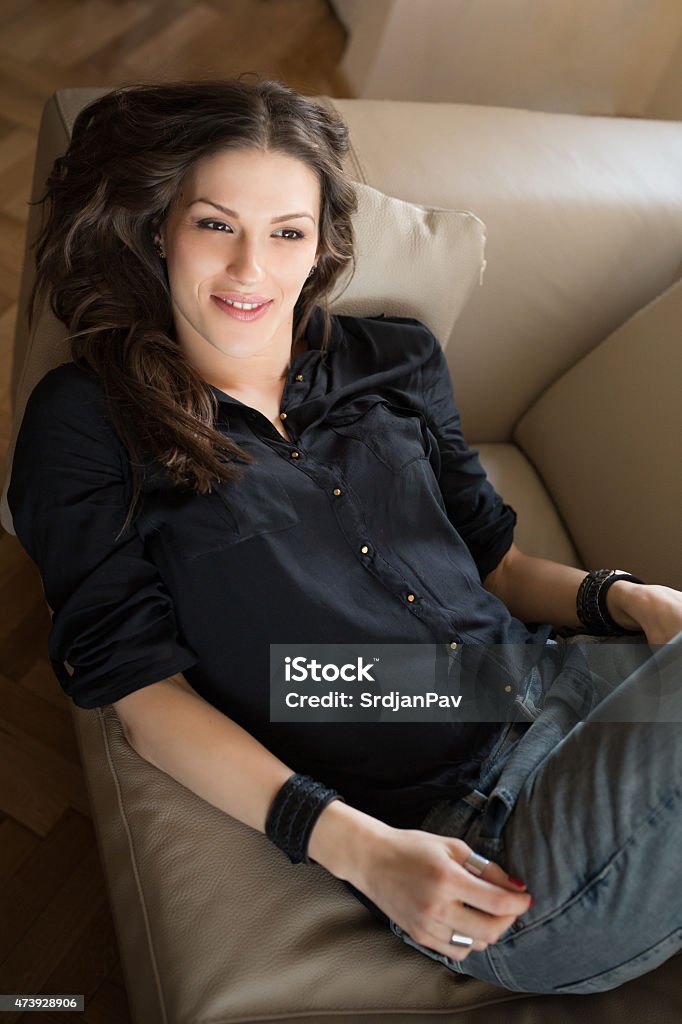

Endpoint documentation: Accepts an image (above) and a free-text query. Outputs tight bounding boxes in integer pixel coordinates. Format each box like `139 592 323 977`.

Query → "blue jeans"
388 630 682 994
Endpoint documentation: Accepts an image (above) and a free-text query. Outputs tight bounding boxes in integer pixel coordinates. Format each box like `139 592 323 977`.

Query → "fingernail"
507 876 527 888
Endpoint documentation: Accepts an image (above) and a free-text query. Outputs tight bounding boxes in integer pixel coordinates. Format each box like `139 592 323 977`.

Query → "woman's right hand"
350 825 533 961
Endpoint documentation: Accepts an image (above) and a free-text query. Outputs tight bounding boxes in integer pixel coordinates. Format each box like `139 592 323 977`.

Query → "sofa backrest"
326 97 682 440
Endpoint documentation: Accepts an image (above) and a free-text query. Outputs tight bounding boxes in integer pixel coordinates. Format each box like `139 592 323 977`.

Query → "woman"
8 78 682 996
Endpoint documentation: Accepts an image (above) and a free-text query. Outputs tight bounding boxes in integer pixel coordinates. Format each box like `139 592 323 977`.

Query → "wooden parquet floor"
0 2 353 1019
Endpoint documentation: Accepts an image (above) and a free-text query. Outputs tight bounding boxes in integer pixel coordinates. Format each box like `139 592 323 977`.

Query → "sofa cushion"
514 275 682 588
328 179 486 350
477 444 580 566
78 701 682 1024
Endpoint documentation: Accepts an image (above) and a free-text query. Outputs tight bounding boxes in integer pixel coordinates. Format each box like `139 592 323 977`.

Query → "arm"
7 365 199 707
115 671 532 961
416 326 680 644
482 542 589 630
483 542 682 643
113 670 389 881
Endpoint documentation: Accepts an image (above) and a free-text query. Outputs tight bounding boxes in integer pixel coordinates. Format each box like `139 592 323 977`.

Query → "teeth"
224 298 265 310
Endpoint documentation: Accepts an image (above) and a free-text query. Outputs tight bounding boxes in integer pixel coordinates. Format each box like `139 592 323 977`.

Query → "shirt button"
332 487 342 496
294 374 304 382
290 451 300 459
280 411 287 421
360 545 369 554
406 593 415 603
450 641 458 650
504 684 512 693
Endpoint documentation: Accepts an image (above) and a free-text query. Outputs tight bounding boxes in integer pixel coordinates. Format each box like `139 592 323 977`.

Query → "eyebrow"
189 198 316 224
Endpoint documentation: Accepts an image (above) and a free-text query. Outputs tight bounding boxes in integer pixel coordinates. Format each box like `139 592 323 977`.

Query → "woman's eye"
196 220 304 240
198 219 230 232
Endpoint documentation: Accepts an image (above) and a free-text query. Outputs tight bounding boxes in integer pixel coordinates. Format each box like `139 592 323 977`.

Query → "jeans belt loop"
462 788 489 811
478 787 515 841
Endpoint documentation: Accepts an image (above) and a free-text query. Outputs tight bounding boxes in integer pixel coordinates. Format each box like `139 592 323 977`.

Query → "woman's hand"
607 582 682 645
350 826 532 962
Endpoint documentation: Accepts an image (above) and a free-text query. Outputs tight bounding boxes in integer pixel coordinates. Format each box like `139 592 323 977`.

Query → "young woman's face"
158 147 321 374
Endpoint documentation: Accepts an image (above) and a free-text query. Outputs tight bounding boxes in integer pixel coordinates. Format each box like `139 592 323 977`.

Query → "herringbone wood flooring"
0 2 352 1019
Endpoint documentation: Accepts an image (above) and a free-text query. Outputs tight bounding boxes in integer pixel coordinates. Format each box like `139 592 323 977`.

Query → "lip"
211 294 273 322
213 292 272 304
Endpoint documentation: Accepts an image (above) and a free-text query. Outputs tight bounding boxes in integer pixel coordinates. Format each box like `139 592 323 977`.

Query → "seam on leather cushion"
98 707 169 1024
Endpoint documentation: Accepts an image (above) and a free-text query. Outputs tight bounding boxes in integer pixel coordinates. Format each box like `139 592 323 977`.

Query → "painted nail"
507 876 527 888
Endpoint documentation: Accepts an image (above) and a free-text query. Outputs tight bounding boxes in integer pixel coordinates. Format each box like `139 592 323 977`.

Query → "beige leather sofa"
2 88 682 1023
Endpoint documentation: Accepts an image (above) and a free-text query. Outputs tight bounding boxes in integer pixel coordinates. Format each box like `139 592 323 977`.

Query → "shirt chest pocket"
326 397 431 474
137 463 299 562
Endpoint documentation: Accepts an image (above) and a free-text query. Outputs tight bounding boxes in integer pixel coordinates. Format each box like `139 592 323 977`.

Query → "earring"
307 265 317 278
154 238 166 260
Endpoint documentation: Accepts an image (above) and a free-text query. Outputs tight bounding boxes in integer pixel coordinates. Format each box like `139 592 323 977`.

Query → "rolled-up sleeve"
7 364 198 709
419 328 517 581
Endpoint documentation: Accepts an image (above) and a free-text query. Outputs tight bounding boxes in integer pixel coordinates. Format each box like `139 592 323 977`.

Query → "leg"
387 632 682 993
462 632 682 993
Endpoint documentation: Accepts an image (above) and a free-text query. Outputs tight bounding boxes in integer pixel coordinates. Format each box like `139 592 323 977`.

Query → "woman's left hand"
607 581 682 645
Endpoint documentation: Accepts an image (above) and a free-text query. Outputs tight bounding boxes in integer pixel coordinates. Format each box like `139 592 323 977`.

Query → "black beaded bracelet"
576 569 645 636
265 773 346 865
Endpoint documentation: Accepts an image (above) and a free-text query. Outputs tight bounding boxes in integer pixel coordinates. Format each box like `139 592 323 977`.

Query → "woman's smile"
210 294 274 322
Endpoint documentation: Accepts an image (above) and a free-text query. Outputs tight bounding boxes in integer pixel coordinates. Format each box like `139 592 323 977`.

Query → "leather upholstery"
515 276 682 589
325 98 682 441
4 88 682 1022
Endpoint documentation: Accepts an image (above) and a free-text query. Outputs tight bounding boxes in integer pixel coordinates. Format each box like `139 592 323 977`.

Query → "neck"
207 334 310 398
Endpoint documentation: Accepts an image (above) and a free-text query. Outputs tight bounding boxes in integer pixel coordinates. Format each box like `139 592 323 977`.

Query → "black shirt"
8 307 553 831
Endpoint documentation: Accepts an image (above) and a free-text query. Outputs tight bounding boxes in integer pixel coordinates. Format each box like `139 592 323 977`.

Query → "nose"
226 238 264 285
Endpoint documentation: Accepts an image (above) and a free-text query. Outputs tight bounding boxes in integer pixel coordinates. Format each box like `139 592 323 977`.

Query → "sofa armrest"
514 277 682 588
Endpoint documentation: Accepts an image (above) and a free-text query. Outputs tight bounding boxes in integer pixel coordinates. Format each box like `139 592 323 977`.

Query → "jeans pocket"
551 928 682 994
513 665 545 722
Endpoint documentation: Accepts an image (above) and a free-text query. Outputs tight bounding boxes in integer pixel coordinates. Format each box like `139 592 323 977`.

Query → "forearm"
484 551 584 629
116 675 388 881
483 549 643 632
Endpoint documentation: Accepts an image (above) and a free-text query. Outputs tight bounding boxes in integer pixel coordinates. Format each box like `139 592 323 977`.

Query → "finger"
444 936 488 961
443 903 519 945
452 845 533 913
461 848 528 891
411 930 488 961
476 856 530 894
455 869 533 918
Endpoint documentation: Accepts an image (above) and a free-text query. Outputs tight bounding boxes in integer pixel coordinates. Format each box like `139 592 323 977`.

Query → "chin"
217 337 274 358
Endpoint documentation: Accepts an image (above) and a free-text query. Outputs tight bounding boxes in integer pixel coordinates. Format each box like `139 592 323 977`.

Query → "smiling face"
157 147 321 386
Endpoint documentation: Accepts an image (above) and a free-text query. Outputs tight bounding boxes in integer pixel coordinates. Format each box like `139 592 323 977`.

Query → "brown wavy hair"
27 77 358 539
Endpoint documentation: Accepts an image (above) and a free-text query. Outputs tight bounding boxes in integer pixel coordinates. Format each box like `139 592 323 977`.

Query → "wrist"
307 798 393 883
577 569 646 635
605 579 647 631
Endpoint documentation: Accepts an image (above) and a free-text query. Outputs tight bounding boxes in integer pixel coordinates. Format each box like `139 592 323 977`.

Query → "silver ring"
449 932 474 948
463 851 490 877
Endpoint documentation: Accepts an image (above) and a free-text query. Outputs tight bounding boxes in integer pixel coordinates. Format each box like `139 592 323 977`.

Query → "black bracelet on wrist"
265 773 346 865
576 569 646 636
